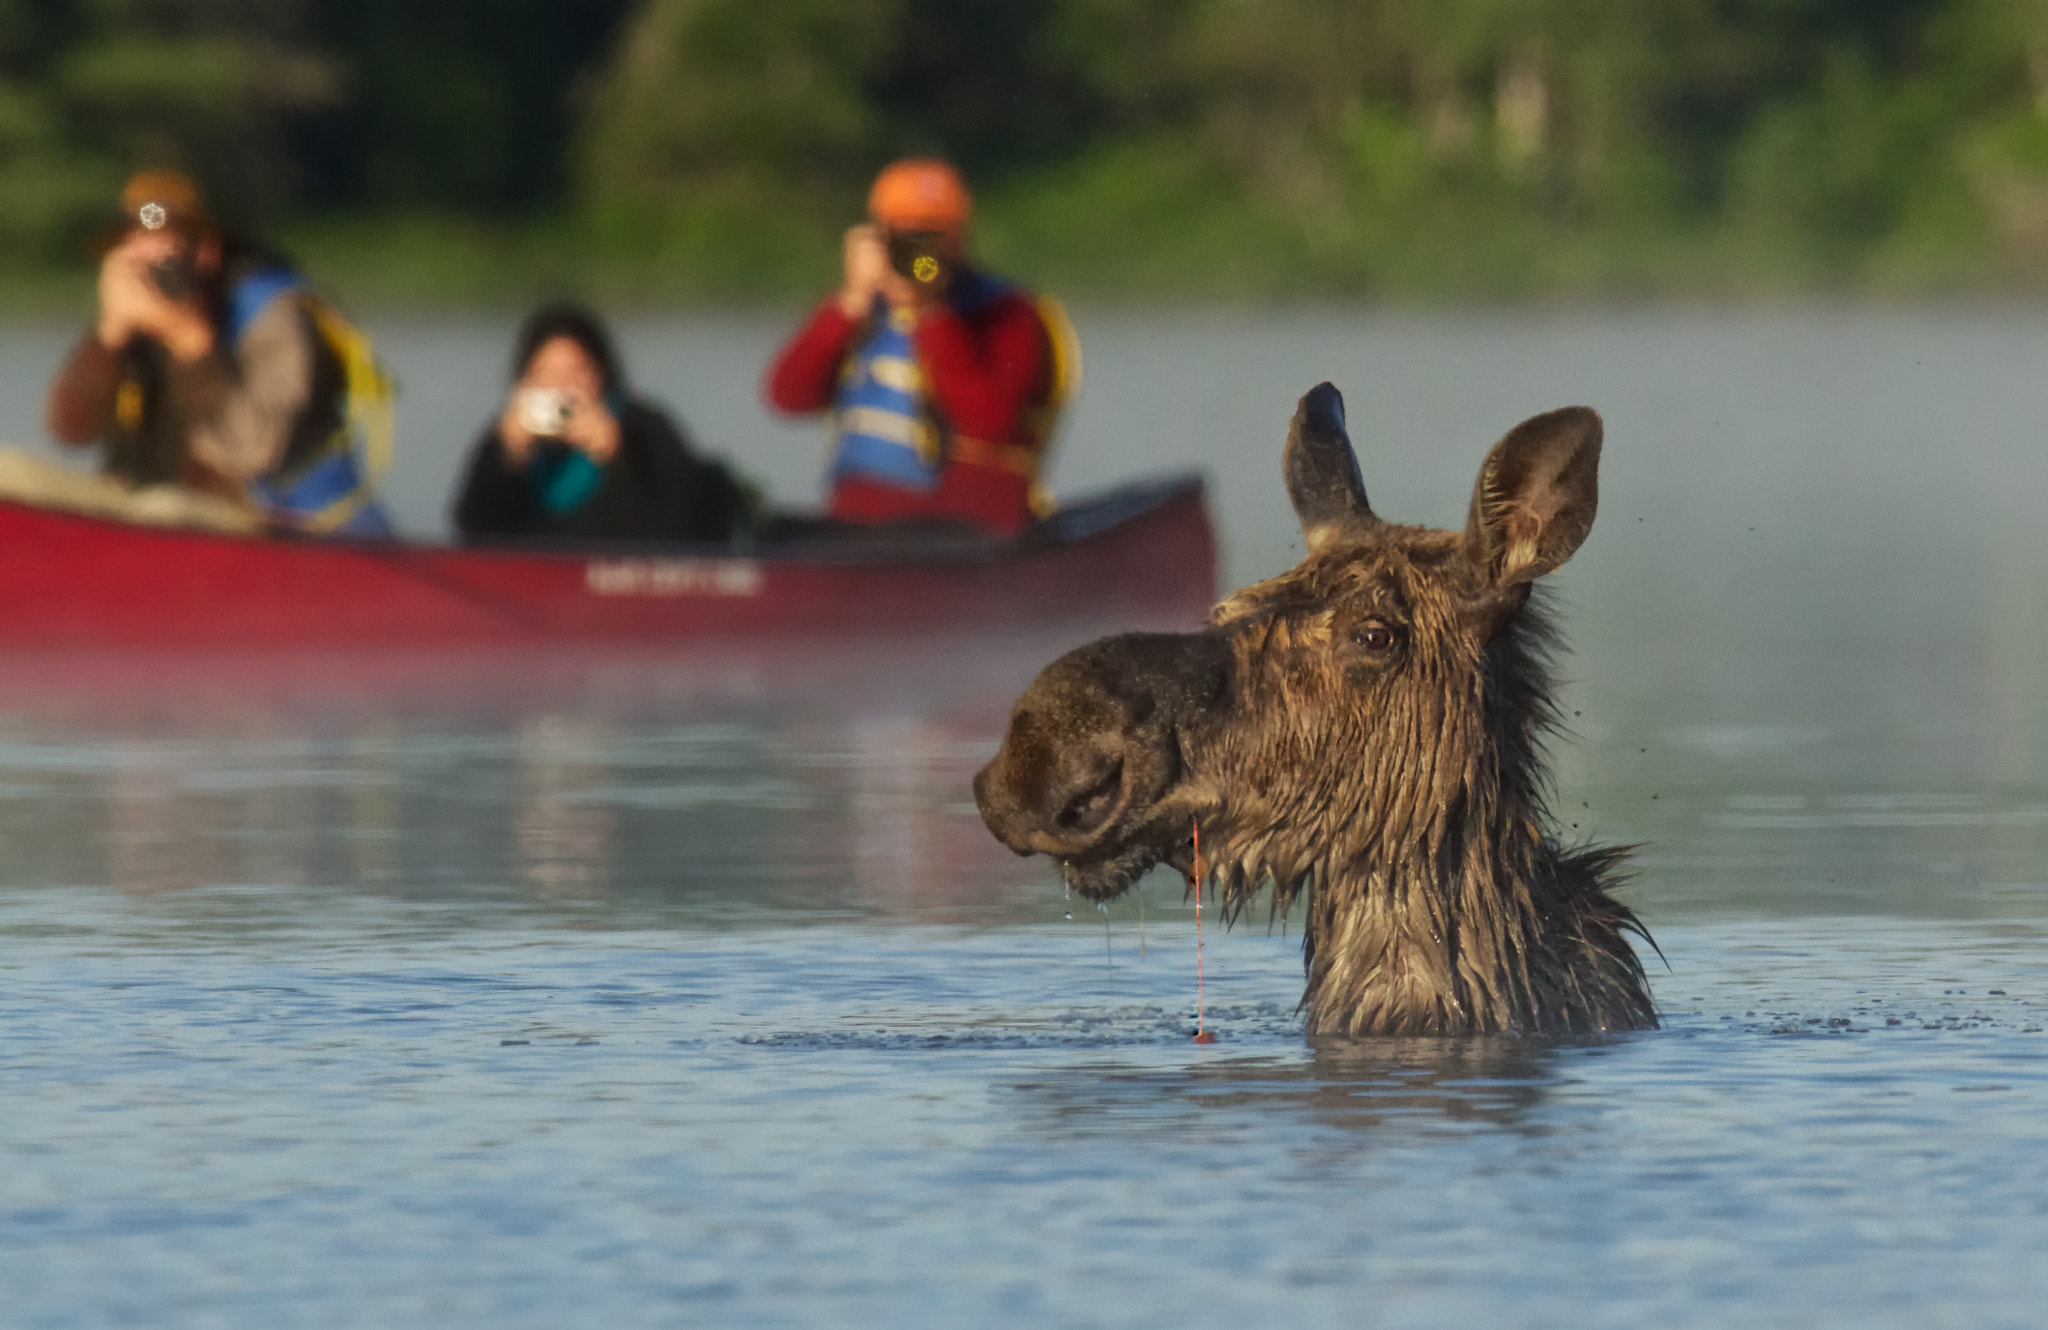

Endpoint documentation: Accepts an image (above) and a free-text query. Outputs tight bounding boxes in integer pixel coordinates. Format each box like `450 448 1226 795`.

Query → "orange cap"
867 159 972 233
119 169 211 235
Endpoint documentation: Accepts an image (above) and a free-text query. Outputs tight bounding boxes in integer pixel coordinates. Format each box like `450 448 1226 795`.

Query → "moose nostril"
1055 759 1124 834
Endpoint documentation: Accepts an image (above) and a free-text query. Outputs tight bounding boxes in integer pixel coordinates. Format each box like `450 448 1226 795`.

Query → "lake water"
3 308 2048 1326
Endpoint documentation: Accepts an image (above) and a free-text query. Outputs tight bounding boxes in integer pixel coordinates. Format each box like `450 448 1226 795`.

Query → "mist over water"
3 309 2048 1326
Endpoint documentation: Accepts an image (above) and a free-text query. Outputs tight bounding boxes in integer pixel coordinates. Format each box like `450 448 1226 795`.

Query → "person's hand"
95 231 213 362
837 224 889 318
495 388 539 468
560 391 620 465
877 262 925 312
96 233 173 349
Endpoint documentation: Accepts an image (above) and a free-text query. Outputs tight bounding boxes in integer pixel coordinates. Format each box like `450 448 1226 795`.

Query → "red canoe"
0 474 1216 648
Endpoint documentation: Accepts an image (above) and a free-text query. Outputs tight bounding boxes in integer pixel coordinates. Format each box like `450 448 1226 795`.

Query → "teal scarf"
530 444 605 517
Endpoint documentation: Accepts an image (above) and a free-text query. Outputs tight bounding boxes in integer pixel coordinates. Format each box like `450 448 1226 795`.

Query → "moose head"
975 383 1655 1036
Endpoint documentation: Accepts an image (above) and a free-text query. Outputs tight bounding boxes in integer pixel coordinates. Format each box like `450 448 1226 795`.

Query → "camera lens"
887 231 947 286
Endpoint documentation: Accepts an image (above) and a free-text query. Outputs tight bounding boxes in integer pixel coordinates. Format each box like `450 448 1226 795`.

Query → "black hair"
512 301 624 396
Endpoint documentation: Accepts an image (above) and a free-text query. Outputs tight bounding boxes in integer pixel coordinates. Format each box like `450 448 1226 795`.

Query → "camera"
886 230 950 289
516 387 577 438
147 254 197 301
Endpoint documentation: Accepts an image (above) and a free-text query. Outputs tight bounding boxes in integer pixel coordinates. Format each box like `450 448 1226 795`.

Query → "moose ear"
1464 406 1602 586
1285 382 1375 555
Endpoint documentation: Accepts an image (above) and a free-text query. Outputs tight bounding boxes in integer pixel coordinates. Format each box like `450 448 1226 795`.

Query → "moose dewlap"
974 383 1656 1037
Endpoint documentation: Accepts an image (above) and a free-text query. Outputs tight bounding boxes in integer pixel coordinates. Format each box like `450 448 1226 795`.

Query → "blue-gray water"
4 309 2048 1326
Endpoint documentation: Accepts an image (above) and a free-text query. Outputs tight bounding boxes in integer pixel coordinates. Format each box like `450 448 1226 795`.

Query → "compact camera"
147 254 197 301
516 387 577 438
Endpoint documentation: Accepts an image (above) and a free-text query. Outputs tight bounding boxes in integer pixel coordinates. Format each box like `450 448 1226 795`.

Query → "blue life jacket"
228 268 395 539
830 274 1013 494
223 268 301 345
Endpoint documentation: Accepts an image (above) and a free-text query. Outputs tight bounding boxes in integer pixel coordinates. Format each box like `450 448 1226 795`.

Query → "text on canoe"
584 558 765 597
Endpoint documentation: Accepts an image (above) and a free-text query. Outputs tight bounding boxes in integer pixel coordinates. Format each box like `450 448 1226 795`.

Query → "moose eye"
1351 623 1397 651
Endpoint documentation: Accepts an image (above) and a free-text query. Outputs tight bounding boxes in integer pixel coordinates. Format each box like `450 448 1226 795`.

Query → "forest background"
11 0 2048 306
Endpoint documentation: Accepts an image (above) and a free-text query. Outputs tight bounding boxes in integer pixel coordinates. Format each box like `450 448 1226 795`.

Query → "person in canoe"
451 302 754 545
33 170 395 537
763 159 1078 539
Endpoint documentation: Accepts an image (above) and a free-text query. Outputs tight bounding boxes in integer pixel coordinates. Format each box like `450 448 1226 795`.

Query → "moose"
974 383 1656 1036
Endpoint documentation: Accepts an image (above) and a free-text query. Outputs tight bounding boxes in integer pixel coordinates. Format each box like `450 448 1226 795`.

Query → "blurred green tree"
0 0 111 255
0 0 631 264
13 0 2048 295
564 0 2001 293
294 0 628 212
0 0 341 257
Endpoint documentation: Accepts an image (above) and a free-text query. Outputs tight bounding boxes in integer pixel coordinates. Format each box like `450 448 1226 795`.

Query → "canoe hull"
0 475 1216 648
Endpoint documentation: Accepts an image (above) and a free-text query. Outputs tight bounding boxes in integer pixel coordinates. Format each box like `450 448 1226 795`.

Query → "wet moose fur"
975 384 1656 1036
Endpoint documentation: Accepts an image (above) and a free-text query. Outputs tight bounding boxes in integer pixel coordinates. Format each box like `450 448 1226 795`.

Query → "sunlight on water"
3 310 2048 1326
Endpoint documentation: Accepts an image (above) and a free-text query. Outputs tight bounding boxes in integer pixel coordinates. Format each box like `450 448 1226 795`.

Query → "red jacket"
764 281 1053 536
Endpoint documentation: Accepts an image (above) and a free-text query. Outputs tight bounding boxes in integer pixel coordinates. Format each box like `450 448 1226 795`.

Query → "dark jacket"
452 399 749 544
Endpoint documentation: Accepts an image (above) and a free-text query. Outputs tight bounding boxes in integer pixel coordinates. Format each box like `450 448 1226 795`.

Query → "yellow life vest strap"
305 295 396 487
1036 295 1082 413
1023 296 1081 516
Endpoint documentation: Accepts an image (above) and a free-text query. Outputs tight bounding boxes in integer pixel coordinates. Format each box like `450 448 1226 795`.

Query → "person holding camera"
42 170 393 536
452 302 753 544
764 159 1076 538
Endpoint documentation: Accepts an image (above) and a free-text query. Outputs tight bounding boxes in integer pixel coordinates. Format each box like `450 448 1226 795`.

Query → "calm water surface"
3 309 2048 1326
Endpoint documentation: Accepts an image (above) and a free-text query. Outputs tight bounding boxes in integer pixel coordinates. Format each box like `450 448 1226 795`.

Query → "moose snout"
971 761 1041 856
974 630 1231 861
974 744 1129 858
